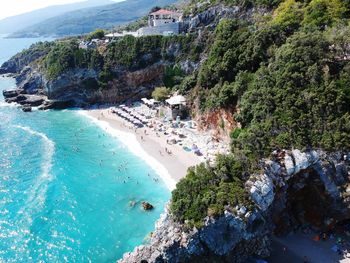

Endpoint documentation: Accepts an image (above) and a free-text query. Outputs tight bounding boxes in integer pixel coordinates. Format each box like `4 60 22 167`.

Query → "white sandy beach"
82 108 203 190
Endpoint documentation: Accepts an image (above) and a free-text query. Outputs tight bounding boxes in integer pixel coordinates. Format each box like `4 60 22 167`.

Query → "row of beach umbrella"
112 107 144 127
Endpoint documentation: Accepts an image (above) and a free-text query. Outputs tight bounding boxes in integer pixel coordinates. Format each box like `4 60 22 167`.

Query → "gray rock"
2 89 23 98
19 95 45 107
21 106 32 112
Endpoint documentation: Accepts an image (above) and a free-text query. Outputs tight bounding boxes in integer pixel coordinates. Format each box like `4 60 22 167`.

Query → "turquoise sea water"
0 38 170 262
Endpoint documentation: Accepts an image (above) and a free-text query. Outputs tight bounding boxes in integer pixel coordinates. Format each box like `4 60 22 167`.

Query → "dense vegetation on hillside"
38 33 200 90
171 154 253 228
43 40 103 79
185 0 350 157
171 0 350 227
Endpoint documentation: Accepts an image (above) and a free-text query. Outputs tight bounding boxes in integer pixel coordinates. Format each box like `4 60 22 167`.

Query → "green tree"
86 29 105 40
152 87 170 101
303 0 347 28
272 0 304 31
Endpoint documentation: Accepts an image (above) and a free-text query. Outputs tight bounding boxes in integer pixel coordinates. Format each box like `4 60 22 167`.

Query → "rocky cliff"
0 3 260 111
119 149 350 262
0 42 175 110
13 62 165 106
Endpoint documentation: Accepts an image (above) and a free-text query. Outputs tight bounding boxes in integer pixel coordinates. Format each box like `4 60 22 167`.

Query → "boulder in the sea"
16 95 27 102
20 95 45 107
142 202 154 211
2 89 24 98
5 97 19 104
22 106 32 112
38 99 74 110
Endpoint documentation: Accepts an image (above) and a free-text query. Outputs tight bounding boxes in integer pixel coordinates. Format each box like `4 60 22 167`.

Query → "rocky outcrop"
266 150 350 234
2 61 165 109
119 206 270 263
183 4 268 34
22 106 32 112
119 149 350 262
187 5 241 32
4 93 46 106
2 89 25 98
142 202 154 211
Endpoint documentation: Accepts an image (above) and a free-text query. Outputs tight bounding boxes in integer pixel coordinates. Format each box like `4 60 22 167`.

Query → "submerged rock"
21 106 32 112
142 202 154 211
3 89 23 98
38 100 74 110
20 95 45 106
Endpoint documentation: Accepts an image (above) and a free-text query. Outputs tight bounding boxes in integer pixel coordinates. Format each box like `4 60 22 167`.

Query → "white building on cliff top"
139 9 182 36
148 9 182 27
106 9 183 38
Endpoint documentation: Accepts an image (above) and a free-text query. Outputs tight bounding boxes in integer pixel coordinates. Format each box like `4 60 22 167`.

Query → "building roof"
166 95 186 105
149 9 178 16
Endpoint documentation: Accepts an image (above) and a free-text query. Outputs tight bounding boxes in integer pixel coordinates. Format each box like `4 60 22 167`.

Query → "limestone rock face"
119 150 350 263
249 173 274 211
2 61 166 109
187 5 241 32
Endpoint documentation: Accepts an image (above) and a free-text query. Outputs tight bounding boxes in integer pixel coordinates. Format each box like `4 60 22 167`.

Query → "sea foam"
13 125 55 223
0 102 19 108
78 111 176 190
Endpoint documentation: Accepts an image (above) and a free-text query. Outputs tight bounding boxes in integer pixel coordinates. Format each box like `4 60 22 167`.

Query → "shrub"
152 87 170 101
86 29 105 40
163 65 184 88
303 0 347 28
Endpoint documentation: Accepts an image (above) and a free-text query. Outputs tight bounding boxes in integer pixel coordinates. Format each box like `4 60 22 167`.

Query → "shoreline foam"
78 110 178 190
14 125 55 225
